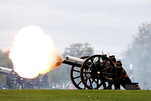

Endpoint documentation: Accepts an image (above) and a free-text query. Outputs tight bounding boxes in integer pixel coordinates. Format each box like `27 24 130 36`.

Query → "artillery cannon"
0 67 36 89
63 54 117 89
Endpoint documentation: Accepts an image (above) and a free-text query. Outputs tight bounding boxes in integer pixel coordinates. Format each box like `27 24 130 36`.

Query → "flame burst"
9 25 63 79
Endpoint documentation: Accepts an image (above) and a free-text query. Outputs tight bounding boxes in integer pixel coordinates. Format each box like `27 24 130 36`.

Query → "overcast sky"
0 0 151 59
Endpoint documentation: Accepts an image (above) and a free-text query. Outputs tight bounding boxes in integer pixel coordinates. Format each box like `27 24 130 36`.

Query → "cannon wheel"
70 56 89 89
6 71 34 89
80 55 116 89
6 70 23 89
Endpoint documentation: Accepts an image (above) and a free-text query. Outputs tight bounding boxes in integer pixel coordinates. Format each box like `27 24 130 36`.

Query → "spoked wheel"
80 55 116 89
6 71 34 89
6 70 23 89
70 56 89 89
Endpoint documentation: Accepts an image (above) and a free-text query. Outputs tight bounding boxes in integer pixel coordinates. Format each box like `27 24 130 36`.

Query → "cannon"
0 66 35 89
63 54 117 89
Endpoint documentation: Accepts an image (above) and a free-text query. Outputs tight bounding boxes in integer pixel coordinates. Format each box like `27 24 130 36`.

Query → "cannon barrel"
62 55 84 67
0 66 13 75
65 55 84 63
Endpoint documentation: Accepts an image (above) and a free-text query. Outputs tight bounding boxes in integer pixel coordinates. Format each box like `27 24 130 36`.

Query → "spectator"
69 84 74 89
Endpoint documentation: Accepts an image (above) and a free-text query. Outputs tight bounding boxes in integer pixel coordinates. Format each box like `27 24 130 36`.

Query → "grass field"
0 89 150 101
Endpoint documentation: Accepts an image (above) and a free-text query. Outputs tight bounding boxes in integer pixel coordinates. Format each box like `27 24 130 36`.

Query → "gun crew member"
109 55 116 73
114 60 132 89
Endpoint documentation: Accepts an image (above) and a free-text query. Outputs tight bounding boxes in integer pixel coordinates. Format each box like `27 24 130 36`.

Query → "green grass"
0 89 150 101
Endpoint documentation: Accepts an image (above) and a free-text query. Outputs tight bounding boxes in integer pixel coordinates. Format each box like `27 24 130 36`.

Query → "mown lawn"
0 89 150 101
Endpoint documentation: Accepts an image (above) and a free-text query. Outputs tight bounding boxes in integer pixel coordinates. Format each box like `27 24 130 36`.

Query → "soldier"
40 74 49 88
34 75 41 89
108 55 117 89
102 54 110 67
102 54 107 61
109 55 116 73
114 60 132 89
109 55 116 65
108 55 130 89
101 54 111 89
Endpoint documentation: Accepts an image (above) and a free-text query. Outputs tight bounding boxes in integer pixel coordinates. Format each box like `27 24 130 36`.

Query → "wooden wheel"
6 71 34 89
6 71 22 89
70 56 89 89
80 55 116 89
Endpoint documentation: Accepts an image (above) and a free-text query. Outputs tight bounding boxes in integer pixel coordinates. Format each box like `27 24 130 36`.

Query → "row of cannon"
0 54 117 89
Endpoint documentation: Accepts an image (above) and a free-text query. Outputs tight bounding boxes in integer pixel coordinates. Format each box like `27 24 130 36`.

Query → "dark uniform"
114 60 131 89
108 55 117 89
109 55 116 64
109 55 116 75
40 74 49 88
34 75 41 89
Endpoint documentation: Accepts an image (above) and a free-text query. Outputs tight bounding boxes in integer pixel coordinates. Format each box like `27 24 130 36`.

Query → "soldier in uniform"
109 55 116 65
116 61 141 90
108 55 140 90
109 55 116 88
114 60 132 89
40 74 49 88
109 55 132 89
102 54 109 66
109 55 116 73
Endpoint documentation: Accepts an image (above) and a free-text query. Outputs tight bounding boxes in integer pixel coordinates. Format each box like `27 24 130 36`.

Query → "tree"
122 21 151 89
48 43 94 88
62 43 94 58
0 50 14 87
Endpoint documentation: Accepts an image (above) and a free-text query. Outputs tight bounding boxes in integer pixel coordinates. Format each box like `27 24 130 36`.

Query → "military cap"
102 54 107 60
116 60 122 66
109 55 116 62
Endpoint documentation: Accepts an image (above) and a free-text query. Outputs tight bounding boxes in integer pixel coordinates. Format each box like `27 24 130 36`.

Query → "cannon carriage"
63 54 117 89
0 67 37 89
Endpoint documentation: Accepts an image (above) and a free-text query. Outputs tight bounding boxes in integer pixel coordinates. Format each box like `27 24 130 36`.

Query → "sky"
0 0 151 59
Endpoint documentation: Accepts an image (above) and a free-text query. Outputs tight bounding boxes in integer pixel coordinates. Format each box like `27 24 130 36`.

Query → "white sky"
0 0 151 59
